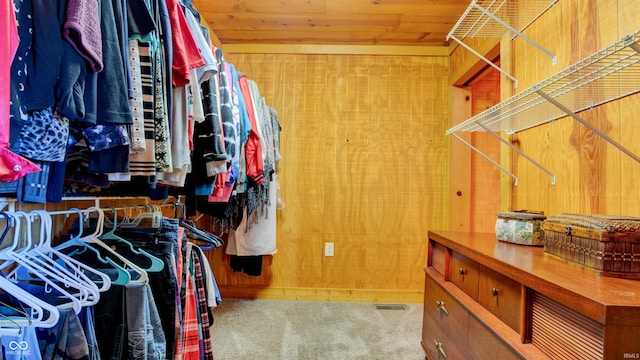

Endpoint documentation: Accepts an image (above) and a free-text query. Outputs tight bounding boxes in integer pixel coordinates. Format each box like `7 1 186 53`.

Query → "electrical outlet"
324 242 334 257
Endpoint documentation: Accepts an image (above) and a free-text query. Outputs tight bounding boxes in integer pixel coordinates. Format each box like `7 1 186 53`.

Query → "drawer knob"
435 300 449 315
433 340 447 358
459 267 466 275
491 287 499 297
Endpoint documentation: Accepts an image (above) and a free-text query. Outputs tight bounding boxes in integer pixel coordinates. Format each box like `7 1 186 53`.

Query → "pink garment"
180 270 200 360
238 76 264 185
165 0 204 87
0 0 41 182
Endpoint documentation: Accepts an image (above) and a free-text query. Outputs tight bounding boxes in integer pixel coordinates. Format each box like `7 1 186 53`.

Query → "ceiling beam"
222 44 448 56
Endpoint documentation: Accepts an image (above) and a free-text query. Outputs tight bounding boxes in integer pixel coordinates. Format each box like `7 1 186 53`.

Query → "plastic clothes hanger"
0 212 84 314
1 211 94 305
100 207 164 272
6 211 102 305
13 210 112 293
0 273 60 329
7 211 99 308
73 207 149 285
54 209 131 286
174 202 224 249
118 204 163 229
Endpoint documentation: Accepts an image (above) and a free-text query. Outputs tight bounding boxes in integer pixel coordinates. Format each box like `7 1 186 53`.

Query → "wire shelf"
447 30 640 134
447 0 558 87
448 0 558 40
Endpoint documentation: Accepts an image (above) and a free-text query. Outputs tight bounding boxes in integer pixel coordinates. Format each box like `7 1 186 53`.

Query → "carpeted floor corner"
210 298 426 360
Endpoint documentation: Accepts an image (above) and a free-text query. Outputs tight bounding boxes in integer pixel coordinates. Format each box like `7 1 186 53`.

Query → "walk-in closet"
2 0 640 359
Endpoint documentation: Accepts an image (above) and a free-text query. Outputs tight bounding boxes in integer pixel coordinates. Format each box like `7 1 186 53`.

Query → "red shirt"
165 0 204 87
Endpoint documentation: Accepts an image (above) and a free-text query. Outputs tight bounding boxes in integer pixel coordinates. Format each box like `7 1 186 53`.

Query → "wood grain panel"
618 93 640 216
449 87 471 232
214 30 452 45
603 324 640 359
508 0 638 218
202 12 400 33
619 0 640 35
468 316 523 360
195 0 326 14
469 69 501 233
531 292 604 360
449 37 500 87
324 0 468 16
213 53 449 299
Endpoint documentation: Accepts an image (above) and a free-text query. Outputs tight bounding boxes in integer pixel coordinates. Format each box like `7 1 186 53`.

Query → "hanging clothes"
0 0 41 183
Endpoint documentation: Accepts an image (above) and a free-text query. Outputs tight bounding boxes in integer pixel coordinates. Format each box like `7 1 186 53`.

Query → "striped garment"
192 246 215 360
128 40 157 176
180 255 200 359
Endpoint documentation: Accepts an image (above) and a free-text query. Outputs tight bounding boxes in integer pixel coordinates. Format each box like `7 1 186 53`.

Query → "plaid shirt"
192 247 214 360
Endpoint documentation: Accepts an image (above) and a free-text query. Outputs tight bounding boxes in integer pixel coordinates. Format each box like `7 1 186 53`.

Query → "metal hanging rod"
0 198 16 212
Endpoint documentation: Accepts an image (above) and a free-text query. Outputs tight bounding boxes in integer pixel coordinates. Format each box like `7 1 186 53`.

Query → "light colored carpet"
210 298 426 360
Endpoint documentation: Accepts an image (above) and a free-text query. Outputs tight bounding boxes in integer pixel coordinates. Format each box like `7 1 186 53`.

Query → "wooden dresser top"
428 230 640 325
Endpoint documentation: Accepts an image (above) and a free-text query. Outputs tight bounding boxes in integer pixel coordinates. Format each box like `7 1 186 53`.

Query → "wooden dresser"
422 231 640 360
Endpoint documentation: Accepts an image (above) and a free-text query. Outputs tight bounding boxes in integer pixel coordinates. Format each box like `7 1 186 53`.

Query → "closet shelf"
447 30 640 185
447 31 640 134
447 0 558 87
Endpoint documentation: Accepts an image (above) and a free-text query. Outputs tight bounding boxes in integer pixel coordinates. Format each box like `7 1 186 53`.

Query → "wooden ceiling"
194 0 471 46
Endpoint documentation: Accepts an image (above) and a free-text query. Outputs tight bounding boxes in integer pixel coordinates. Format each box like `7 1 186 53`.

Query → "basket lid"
497 210 546 220
543 213 640 233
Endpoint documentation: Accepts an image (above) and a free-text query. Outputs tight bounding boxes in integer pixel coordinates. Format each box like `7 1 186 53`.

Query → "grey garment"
96 0 133 125
126 283 166 360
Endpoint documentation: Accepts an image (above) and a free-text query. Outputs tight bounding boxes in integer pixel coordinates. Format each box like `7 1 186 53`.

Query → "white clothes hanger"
58 207 149 285
0 274 60 329
6 211 101 306
11 210 111 293
0 212 86 314
53 209 132 286
0 214 60 330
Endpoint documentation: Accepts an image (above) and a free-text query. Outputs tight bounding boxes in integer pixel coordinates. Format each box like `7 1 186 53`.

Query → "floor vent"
375 304 406 310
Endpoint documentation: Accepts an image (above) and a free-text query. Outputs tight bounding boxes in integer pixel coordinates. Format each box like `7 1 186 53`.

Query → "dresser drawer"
429 240 447 275
423 272 469 360
451 252 479 300
467 316 524 360
478 265 522 333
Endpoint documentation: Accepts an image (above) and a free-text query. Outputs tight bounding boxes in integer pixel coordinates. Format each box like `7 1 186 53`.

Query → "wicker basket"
541 213 640 279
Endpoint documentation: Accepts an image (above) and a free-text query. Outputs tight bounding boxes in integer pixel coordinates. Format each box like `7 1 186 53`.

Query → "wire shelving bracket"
447 0 559 88
446 30 640 185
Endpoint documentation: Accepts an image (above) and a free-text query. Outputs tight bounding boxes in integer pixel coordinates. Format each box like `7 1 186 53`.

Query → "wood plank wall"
449 0 640 223
469 69 501 232
511 0 640 217
208 53 450 302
